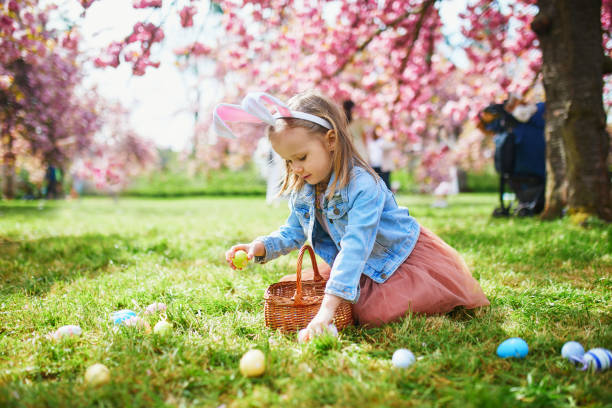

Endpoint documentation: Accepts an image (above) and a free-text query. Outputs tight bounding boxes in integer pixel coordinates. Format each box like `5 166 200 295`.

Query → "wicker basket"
264 245 353 333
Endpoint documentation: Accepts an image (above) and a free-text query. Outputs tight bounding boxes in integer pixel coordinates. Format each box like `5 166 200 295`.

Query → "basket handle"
294 245 322 306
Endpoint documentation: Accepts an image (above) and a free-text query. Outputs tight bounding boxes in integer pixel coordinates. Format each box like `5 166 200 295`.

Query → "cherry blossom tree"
71 102 158 196
1 0 158 198
0 0 102 198
77 1 612 218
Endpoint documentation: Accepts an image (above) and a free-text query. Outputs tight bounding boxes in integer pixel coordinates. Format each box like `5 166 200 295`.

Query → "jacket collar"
295 168 349 205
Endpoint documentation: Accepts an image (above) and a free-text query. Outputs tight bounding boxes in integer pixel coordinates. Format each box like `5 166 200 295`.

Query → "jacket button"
305 212 310 219
333 208 340 215
380 273 387 279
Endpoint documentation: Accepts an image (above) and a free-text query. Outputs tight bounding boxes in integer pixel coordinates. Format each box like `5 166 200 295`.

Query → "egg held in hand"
232 250 249 269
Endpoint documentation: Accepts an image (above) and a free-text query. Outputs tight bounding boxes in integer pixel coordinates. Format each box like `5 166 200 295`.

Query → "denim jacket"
254 166 420 303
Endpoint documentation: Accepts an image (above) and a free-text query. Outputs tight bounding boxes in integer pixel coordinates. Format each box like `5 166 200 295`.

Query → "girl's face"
270 126 335 185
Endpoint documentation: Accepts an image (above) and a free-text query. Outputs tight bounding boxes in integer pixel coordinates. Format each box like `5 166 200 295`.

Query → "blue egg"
561 341 584 361
496 337 529 358
110 309 137 325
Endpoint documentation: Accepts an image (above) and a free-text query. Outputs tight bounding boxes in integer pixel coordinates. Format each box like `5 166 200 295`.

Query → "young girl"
219 90 489 340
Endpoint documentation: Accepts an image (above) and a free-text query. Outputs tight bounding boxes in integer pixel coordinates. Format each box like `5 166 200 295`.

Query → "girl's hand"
225 241 265 269
301 294 342 341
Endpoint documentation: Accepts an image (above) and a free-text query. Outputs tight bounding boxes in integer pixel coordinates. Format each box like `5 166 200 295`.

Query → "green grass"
0 195 610 407
122 166 266 197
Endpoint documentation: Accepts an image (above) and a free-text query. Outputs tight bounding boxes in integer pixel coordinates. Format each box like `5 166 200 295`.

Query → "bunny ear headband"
213 91 333 139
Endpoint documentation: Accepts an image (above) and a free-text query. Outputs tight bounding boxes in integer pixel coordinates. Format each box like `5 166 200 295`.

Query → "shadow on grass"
0 204 58 216
0 233 184 296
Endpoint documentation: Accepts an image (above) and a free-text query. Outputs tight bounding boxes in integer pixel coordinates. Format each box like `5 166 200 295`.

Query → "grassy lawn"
0 195 610 407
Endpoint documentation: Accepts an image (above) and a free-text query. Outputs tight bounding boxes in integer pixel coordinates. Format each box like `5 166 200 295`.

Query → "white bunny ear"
242 92 292 124
213 91 333 139
213 103 263 139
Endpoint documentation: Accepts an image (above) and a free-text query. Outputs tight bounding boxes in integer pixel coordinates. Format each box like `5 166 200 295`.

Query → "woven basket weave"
264 245 353 333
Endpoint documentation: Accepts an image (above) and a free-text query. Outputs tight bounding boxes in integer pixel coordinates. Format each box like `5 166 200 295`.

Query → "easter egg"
561 341 585 361
52 325 82 340
123 316 151 334
110 309 137 325
239 349 266 377
496 337 529 358
297 328 309 343
84 363 111 387
392 349 415 368
325 323 338 337
582 348 612 372
297 324 338 343
145 302 167 314
153 320 173 336
232 250 249 269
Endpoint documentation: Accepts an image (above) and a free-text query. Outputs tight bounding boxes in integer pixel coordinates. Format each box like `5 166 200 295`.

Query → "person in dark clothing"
479 95 546 216
45 165 61 199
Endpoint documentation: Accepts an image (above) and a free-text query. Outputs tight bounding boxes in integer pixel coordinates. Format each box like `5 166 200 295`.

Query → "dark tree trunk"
1 131 15 200
534 0 612 221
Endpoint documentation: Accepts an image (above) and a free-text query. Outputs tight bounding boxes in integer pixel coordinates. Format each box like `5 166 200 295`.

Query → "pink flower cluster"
72 103 158 191
180 6 197 28
1 0 161 195
1 1 100 168
133 0 162 9
75 0 612 179
93 21 164 75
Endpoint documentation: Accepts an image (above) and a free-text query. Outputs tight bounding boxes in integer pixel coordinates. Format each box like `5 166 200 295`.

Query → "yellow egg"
239 349 266 377
232 250 249 269
84 363 111 387
153 320 173 336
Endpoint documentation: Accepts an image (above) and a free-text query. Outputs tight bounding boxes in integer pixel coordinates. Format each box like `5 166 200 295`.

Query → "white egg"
325 323 338 337
52 325 82 340
561 341 584 360
392 349 415 368
153 320 173 336
84 363 111 387
297 328 309 343
297 324 338 343
239 349 266 377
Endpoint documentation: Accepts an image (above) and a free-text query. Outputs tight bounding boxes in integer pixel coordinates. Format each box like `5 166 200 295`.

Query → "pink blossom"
179 6 197 28
133 0 162 8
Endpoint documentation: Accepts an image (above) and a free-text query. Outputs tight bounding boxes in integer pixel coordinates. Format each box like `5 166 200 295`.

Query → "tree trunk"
1 130 15 200
534 0 612 221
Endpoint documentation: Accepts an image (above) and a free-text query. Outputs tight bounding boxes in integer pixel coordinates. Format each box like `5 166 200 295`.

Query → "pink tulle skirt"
280 226 490 327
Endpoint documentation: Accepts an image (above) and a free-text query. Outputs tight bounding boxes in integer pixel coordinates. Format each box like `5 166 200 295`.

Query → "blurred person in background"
343 100 370 164
253 136 286 206
367 126 395 190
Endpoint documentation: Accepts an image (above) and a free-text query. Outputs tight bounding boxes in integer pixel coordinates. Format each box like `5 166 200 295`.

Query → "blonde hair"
267 90 377 199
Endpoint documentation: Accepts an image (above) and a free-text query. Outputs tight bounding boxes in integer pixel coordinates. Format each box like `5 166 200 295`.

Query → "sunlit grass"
0 195 610 407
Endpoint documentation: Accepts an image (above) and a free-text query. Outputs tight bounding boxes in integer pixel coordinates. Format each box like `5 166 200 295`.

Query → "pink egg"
144 302 167 314
52 325 82 340
123 316 151 333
